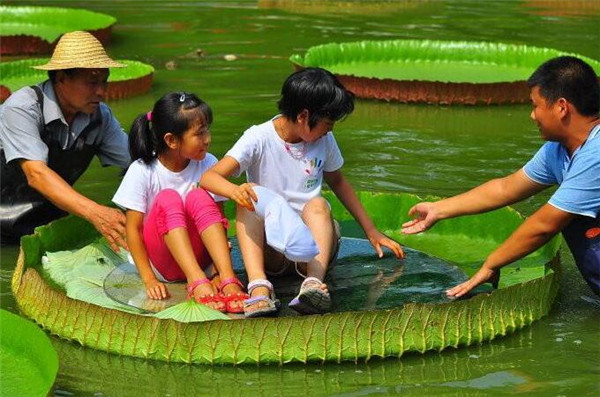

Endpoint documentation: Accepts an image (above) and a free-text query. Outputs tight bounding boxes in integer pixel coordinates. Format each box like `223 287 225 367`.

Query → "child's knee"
303 197 331 217
185 188 217 212
155 189 184 210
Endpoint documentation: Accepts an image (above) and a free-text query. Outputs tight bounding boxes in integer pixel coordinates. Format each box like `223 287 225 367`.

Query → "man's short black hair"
278 67 354 129
527 56 600 116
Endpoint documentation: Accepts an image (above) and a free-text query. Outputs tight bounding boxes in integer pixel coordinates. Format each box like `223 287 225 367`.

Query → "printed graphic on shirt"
304 157 323 190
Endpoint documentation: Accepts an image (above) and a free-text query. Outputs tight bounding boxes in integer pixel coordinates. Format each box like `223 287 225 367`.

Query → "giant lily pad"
0 5 116 55
11 192 561 364
290 40 600 104
0 58 154 100
0 309 59 397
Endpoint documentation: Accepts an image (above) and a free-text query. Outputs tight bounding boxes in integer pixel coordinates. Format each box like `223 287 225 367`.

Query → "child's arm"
126 210 170 299
324 170 404 259
201 156 258 210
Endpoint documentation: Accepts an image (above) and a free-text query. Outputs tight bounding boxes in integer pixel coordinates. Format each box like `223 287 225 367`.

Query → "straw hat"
33 31 126 70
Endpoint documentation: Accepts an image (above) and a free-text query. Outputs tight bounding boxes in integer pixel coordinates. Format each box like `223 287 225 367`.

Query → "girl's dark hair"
527 56 599 117
277 67 354 129
129 92 212 163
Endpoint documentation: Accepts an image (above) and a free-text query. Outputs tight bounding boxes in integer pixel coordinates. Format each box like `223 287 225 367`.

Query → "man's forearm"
22 161 100 221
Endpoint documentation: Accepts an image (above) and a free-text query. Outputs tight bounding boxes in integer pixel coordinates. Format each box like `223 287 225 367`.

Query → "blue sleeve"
523 142 559 185
97 104 131 168
548 143 600 218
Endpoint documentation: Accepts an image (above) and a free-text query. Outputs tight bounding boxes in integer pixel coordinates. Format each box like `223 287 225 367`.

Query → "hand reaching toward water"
401 202 440 234
446 267 499 298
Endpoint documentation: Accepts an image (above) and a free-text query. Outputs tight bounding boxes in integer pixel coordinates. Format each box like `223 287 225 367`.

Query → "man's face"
529 86 562 141
57 68 109 115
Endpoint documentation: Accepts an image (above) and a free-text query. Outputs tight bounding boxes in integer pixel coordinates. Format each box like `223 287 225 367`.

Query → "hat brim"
32 60 127 70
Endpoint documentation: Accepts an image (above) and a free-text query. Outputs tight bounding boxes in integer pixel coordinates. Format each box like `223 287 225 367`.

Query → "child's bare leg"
200 222 243 311
301 197 336 291
237 205 271 312
163 227 223 310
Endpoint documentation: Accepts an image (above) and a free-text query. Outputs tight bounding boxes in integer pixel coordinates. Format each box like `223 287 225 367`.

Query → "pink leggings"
143 188 227 282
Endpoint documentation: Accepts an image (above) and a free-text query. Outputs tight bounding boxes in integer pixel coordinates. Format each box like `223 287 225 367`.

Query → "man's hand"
231 183 257 211
88 205 128 252
446 267 499 298
401 202 440 234
367 229 405 259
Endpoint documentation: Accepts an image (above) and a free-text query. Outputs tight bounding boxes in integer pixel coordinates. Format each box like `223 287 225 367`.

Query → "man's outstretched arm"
21 159 127 251
402 169 548 234
446 203 574 297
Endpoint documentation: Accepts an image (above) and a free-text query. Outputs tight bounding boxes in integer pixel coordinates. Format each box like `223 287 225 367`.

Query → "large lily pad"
290 40 600 104
0 58 154 100
0 5 116 55
0 309 59 397
11 191 561 364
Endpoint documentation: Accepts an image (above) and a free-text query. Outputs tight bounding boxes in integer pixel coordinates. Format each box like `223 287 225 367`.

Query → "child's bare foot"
221 283 246 312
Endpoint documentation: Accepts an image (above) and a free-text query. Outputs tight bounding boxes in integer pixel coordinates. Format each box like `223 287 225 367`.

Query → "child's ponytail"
129 112 157 164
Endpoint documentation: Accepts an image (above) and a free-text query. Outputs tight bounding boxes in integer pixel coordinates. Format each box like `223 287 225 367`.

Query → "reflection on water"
522 0 600 17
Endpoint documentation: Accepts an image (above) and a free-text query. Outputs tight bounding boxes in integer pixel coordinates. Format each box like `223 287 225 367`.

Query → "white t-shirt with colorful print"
226 116 344 212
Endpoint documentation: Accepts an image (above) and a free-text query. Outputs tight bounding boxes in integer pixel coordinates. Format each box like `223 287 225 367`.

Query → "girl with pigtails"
112 92 248 313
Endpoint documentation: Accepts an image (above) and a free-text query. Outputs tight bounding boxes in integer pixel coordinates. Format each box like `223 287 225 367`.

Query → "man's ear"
556 98 569 118
163 132 178 149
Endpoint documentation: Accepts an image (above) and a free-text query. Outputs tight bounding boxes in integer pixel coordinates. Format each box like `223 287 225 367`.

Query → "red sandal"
187 278 226 313
218 277 249 314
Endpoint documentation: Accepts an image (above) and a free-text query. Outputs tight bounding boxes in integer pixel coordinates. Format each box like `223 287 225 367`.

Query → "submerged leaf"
154 299 230 322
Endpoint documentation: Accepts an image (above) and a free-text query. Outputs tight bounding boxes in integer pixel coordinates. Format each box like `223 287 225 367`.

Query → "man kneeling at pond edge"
0 31 131 251
403 56 600 297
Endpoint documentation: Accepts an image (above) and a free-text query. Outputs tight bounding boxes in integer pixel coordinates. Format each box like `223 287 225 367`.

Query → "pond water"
1 0 599 395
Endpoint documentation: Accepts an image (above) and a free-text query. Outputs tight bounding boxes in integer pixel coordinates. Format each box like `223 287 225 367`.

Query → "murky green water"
1 0 599 395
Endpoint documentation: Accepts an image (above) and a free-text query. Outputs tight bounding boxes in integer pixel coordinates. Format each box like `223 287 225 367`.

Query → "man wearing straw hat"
0 31 131 251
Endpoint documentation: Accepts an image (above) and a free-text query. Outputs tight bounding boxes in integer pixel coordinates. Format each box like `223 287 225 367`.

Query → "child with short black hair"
201 68 404 317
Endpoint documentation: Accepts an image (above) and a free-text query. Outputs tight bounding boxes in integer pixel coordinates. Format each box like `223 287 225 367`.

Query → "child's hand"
231 183 258 211
144 279 170 300
367 230 405 259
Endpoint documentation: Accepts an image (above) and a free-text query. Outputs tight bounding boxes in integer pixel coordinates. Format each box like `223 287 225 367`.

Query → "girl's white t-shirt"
112 153 225 220
226 117 344 212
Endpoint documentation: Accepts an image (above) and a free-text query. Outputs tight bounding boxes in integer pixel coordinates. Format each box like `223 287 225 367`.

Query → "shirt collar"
40 80 92 127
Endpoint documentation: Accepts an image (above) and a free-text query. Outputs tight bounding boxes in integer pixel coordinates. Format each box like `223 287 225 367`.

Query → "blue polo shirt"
524 124 600 218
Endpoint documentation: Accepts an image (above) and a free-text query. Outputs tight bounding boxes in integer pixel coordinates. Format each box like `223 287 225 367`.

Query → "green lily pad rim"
0 58 155 92
289 39 600 83
0 5 116 42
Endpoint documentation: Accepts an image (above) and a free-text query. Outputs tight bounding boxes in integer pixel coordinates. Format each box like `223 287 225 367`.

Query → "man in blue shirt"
402 56 600 296
0 31 131 251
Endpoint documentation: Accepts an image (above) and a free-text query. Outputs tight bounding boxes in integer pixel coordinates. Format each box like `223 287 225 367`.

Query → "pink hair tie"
146 111 152 122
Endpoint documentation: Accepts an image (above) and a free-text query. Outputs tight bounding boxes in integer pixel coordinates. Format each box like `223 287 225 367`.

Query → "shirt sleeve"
323 132 344 172
112 161 148 213
0 96 49 163
225 126 260 177
523 142 559 185
548 144 600 218
96 104 131 168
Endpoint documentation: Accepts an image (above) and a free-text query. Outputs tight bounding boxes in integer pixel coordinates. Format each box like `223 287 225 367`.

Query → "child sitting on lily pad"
201 68 404 317
112 92 247 313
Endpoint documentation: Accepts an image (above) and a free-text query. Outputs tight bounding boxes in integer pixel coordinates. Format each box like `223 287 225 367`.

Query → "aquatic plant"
11 192 560 364
0 309 59 396
0 5 116 55
290 40 600 104
0 58 155 100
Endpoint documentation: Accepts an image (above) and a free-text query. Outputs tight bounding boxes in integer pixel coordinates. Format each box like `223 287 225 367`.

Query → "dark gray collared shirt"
0 80 130 167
